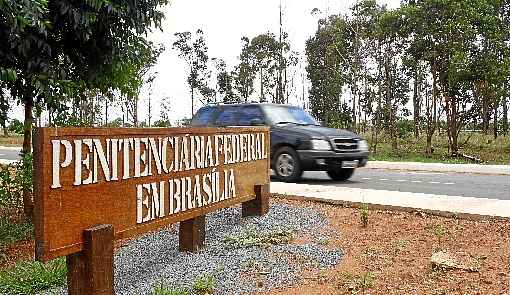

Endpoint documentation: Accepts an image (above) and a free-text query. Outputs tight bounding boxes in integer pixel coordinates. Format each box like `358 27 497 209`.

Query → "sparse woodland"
1 0 510 220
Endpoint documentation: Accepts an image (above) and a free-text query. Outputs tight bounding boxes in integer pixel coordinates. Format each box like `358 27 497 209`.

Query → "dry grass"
364 131 510 165
0 135 23 147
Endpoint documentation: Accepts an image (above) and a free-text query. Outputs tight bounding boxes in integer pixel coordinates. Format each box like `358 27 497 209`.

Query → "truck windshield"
263 105 319 126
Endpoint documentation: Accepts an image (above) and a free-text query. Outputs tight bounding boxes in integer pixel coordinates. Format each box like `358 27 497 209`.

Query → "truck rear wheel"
327 168 354 181
273 146 303 182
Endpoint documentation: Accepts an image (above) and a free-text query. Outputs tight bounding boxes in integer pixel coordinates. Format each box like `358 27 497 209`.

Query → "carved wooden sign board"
34 127 270 263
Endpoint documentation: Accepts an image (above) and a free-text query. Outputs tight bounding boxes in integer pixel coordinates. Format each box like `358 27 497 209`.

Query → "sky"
11 0 401 125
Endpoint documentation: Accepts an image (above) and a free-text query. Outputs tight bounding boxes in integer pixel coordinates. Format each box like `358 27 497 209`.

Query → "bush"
105 118 123 127
396 119 414 139
0 216 33 249
0 153 33 215
153 119 172 127
192 274 216 295
7 119 24 135
360 203 369 227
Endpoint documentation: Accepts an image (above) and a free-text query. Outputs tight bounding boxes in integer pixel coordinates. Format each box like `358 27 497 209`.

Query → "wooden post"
242 183 270 217
67 224 115 295
179 215 206 252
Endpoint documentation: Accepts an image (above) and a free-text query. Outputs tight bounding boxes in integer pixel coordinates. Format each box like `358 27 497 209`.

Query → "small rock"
430 251 480 272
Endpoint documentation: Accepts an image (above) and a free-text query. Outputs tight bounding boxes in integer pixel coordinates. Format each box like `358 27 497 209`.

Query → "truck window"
192 106 216 126
214 107 238 126
237 105 264 126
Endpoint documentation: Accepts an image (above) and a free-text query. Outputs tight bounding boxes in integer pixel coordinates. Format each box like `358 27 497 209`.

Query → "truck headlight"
358 140 369 152
310 139 331 150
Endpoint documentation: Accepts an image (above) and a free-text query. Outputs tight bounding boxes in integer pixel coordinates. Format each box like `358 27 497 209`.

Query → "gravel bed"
42 203 343 295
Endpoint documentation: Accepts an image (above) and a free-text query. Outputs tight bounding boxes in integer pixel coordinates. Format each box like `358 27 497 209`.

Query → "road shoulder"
271 182 510 219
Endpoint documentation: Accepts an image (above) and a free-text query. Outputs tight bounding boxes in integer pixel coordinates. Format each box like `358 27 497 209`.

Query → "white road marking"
0 154 5 157
444 182 455 185
429 181 440 184
411 180 422 183
379 178 389 181
362 177 372 180
396 179 407 182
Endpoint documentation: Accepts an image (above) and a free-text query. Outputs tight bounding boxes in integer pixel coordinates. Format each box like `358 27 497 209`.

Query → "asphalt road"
2 145 509 201
286 169 510 201
0 147 21 161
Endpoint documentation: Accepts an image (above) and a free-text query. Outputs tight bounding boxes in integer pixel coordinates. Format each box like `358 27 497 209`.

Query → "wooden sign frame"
33 127 270 294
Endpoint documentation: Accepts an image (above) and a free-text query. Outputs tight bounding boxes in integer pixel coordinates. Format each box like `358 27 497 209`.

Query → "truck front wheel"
273 146 303 182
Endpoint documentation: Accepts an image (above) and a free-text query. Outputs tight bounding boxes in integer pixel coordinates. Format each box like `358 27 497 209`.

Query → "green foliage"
152 282 189 295
105 118 124 128
0 258 67 295
153 119 172 128
0 216 33 249
224 227 295 249
192 274 217 295
433 224 446 247
396 119 414 139
360 203 369 227
366 130 510 164
0 154 32 212
7 119 23 134
358 272 376 289
173 29 213 108
306 16 351 123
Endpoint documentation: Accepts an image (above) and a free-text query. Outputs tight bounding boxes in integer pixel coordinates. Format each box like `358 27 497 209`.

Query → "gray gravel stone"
41 202 343 295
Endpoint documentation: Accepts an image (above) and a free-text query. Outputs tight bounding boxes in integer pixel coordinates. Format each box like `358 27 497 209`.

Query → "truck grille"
330 138 358 152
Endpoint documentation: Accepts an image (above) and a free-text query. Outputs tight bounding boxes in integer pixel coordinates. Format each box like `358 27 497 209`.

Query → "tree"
173 29 211 116
157 96 172 127
1 0 168 219
233 37 257 101
306 15 351 126
400 0 510 154
241 33 280 102
0 87 9 135
214 59 237 102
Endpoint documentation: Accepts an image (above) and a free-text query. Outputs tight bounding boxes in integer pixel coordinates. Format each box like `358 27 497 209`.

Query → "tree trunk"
494 101 498 139
482 96 490 134
413 68 421 139
503 96 508 135
22 97 34 221
191 88 194 118
384 53 397 153
105 99 108 126
425 63 439 156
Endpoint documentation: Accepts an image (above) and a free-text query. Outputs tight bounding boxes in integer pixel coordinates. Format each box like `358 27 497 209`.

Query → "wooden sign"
33 127 270 263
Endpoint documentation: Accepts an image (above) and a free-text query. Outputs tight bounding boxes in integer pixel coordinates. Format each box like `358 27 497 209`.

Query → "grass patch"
365 131 510 165
0 216 33 246
192 274 216 295
360 203 369 227
0 135 23 147
152 281 189 295
336 271 376 291
0 216 33 257
0 258 67 294
224 227 295 249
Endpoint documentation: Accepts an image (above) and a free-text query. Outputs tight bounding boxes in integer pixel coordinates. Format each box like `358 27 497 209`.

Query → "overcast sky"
12 0 401 124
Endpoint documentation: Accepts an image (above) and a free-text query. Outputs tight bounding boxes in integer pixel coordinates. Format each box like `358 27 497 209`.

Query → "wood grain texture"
242 184 270 217
67 224 114 295
34 127 270 261
179 215 206 252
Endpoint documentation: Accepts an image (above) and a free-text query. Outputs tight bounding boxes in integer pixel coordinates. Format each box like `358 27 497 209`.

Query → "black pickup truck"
191 103 369 182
